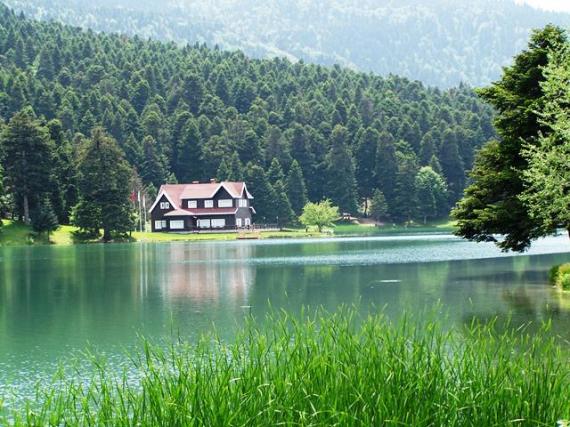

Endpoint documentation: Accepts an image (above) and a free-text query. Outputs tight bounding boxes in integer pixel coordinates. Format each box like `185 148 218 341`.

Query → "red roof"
164 208 238 217
150 181 253 213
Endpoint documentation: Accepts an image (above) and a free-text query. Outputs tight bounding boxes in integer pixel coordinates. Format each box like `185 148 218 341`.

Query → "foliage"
0 4 495 225
549 263 570 291
0 109 54 223
7 0 570 88
30 197 59 239
299 200 339 232
453 25 567 252
520 43 570 234
369 189 388 222
5 308 570 426
73 128 135 241
415 166 448 224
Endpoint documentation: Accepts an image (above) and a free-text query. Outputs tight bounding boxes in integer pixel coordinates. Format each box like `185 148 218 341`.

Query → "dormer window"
188 200 197 208
238 199 248 207
160 202 170 210
204 200 214 208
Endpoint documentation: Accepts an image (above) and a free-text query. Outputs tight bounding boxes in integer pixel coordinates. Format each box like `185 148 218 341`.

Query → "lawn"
335 219 457 236
0 220 324 246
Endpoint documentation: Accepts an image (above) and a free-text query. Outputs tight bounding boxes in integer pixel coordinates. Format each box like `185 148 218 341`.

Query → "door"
236 218 243 228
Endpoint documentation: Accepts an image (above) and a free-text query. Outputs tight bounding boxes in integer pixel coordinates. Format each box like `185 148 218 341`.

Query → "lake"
1 233 570 405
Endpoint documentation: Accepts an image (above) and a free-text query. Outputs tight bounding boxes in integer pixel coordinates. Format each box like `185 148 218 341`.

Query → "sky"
517 0 570 13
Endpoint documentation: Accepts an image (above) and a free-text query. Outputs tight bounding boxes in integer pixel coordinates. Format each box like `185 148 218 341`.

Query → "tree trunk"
103 228 112 242
23 195 30 224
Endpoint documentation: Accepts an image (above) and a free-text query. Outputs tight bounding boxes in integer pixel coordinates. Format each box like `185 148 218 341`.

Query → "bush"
549 265 560 286
561 274 570 291
548 263 570 291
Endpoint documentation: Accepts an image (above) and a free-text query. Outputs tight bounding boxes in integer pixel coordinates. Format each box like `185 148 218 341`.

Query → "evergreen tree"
375 131 398 211
454 26 566 251
439 129 465 205
325 125 359 214
174 119 202 182
31 197 59 240
245 163 278 223
392 151 419 223
355 127 378 210
267 158 285 186
1 109 54 223
73 128 135 241
286 159 308 216
273 180 295 227
140 135 168 188
369 189 389 222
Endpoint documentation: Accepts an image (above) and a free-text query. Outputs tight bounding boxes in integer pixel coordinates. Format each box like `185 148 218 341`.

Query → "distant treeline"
0 3 495 228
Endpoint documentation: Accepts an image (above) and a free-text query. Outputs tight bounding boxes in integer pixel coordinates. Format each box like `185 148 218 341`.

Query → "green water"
1 233 570 403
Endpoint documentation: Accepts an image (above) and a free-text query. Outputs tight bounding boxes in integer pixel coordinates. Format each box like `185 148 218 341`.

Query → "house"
149 180 255 232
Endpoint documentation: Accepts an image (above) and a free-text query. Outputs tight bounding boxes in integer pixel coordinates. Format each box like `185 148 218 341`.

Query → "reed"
4 308 570 426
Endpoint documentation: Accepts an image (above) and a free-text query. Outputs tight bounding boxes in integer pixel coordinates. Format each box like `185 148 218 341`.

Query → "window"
238 199 248 207
154 220 167 230
218 199 233 208
197 219 211 228
204 200 214 208
211 219 226 228
170 220 184 230
245 218 251 226
236 218 243 227
187 200 197 209
160 202 170 210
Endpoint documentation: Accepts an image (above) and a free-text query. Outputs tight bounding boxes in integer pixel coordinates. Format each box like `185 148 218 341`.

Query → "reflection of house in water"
157 243 255 305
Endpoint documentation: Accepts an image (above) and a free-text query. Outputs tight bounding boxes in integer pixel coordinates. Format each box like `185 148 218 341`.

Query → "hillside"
3 0 570 88
0 2 495 224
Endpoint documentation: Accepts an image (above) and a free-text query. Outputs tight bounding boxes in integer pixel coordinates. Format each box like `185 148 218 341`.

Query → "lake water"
1 233 570 405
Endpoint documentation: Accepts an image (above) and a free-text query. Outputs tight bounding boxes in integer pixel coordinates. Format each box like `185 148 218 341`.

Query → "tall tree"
415 166 448 224
453 25 566 251
392 151 419 223
245 163 277 223
73 128 134 241
286 160 308 216
325 125 358 214
1 109 54 223
355 127 378 211
375 131 398 213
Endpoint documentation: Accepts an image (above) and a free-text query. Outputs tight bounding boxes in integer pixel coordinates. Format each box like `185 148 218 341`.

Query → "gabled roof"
164 208 238 217
149 181 253 213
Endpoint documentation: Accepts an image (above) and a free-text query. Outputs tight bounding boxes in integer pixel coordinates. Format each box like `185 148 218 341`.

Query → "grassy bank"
0 220 324 246
335 219 456 236
4 309 569 426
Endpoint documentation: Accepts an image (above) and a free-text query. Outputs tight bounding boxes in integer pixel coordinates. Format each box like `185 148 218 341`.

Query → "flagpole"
138 191 142 232
143 195 147 232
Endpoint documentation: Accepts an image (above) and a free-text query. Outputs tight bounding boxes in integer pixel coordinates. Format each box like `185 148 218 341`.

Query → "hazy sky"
517 0 570 12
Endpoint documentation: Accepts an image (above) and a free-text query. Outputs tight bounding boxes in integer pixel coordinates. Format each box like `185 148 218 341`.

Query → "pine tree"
1 109 54 223
369 189 389 222
73 128 135 241
267 158 285 186
439 129 465 205
31 197 59 241
140 136 168 187
392 151 419 223
273 180 295 227
245 163 278 223
174 119 202 182
286 159 308 216
375 131 398 211
325 125 359 214
355 127 378 210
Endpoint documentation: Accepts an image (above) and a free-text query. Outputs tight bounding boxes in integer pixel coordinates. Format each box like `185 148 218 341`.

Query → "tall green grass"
4 309 570 426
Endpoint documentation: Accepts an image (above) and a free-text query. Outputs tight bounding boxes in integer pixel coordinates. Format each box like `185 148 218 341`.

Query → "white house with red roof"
149 180 255 232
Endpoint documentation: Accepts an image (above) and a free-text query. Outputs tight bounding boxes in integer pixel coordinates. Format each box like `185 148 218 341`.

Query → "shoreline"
0 220 457 247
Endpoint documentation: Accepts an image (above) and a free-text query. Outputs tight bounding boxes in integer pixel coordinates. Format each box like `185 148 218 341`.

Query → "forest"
5 0 570 88
0 3 495 236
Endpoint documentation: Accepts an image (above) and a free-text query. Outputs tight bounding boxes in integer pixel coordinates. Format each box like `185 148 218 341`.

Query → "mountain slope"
4 0 570 88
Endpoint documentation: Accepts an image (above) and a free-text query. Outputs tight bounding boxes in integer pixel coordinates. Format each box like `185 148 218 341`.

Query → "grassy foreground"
5 309 569 426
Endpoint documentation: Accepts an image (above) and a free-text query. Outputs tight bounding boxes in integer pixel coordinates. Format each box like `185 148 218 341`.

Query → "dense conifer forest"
5 0 570 88
0 3 495 232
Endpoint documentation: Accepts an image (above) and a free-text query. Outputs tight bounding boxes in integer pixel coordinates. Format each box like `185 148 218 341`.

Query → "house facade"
149 181 255 232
